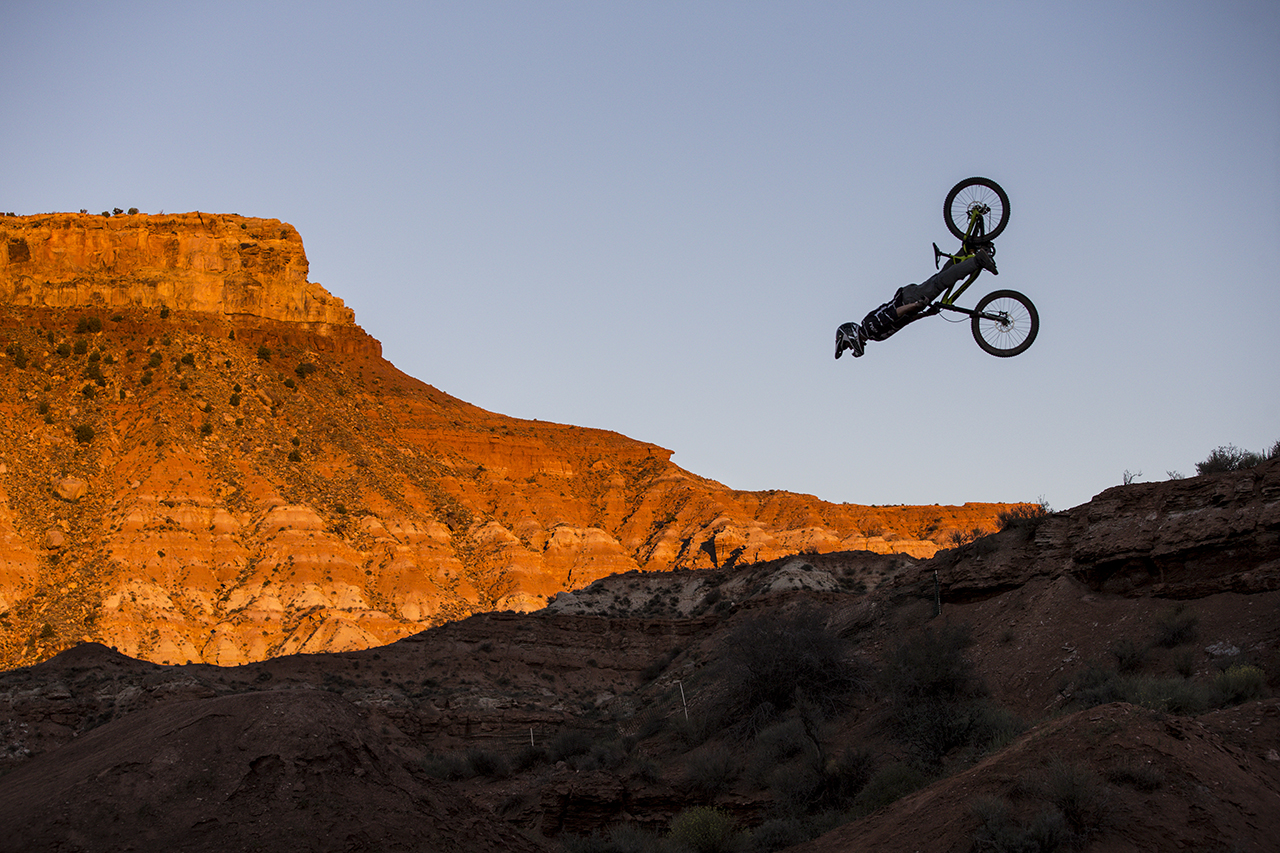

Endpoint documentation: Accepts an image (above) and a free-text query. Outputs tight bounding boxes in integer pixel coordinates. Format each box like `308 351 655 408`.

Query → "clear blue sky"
5 1 1278 511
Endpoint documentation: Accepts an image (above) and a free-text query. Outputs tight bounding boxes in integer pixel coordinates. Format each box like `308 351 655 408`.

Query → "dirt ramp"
0 688 545 853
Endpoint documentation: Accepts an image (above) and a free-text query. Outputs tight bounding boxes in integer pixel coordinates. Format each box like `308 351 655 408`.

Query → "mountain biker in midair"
834 248 998 359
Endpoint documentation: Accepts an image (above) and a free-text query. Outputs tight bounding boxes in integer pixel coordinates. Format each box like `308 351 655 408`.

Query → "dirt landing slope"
0 687 545 853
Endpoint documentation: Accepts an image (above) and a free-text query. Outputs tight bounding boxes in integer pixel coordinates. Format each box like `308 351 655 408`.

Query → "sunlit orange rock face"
1 212 351 325
0 212 1026 668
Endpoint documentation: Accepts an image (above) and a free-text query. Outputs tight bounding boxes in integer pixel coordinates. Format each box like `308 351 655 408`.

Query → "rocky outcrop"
1 212 353 326
0 211 1026 670
926 459 1280 600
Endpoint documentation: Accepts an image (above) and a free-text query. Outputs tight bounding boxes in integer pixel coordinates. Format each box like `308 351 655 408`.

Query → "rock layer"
1 212 352 325
0 211 1026 669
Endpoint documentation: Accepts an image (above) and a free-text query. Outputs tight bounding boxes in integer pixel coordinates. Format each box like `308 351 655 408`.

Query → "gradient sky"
5 1 1278 512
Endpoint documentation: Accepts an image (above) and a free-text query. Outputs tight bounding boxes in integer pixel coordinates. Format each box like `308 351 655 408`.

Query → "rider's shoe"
975 249 998 276
835 323 865 359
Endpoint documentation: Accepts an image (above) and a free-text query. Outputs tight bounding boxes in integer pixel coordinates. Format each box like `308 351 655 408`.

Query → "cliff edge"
1 212 353 326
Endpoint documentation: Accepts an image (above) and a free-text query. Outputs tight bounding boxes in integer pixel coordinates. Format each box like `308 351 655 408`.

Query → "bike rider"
835 249 998 359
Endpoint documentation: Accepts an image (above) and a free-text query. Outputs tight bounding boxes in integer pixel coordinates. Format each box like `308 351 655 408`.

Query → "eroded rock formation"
1 212 352 325
0 211 1026 669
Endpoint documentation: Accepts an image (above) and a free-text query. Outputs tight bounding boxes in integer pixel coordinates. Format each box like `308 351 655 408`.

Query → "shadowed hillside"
1 461 1276 852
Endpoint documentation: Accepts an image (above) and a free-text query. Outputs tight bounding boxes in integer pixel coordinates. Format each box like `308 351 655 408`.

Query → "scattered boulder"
53 477 88 502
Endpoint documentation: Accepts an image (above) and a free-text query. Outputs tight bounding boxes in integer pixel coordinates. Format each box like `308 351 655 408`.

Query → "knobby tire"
944 177 1010 243
971 289 1038 357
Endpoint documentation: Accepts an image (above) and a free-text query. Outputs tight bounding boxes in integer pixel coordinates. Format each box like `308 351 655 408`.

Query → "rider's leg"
898 249 997 306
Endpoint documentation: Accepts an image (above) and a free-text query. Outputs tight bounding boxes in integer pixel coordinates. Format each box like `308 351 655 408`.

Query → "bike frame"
922 203 1004 322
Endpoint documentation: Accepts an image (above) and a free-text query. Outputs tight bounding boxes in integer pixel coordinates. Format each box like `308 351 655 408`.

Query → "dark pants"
860 255 985 341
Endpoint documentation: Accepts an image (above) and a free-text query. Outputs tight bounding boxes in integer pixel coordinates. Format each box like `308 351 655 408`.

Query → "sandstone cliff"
1 212 352 326
0 212 1026 669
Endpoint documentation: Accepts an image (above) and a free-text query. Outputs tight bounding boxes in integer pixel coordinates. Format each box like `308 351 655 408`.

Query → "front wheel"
971 289 1038 357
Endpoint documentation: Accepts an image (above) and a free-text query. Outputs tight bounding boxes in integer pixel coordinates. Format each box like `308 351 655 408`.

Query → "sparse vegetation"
5 343 28 369
997 499 1050 529
1153 603 1199 648
667 807 740 853
1214 664 1266 706
705 605 868 738
1195 440 1279 474
881 623 1021 766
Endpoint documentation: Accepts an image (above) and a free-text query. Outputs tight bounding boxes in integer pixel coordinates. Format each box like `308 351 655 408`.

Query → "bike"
918 177 1038 357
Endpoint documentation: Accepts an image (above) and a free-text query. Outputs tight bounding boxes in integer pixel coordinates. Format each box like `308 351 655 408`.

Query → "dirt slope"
0 463 1276 852
0 687 543 853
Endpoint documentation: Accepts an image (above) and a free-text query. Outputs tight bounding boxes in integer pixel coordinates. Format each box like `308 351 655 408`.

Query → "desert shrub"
257 345 272 361
1036 759 1111 839
1214 664 1266 706
76 316 102 334
159 306 170 319
464 746 509 778
747 817 811 853
709 605 867 737
1171 647 1197 678
998 501 1049 530
147 351 162 368
746 718 810 783
1153 603 1199 648
881 623 1018 764
1108 638 1148 673
883 624 978 701
5 344 28 369
180 352 195 366
295 361 317 379
56 342 72 358
683 744 738 798
510 743 548 772
561 824 665 853
1071 667 1212 714
850 762 928 817
1195 442 1276 474
969 796 1073 853
814 747 875 812
73 424 95 444
140 370 153 385
667 807 739 853
550 729 594 763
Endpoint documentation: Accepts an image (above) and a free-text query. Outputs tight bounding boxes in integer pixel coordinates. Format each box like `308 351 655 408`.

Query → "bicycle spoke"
975 298 1031 346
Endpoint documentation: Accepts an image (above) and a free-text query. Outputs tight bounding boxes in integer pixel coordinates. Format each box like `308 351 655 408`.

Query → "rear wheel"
971 289 1038 357
945 177 1010 242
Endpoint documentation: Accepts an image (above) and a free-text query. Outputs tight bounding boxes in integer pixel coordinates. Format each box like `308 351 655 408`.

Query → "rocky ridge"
0 212 1024 670
0 462 1276 852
